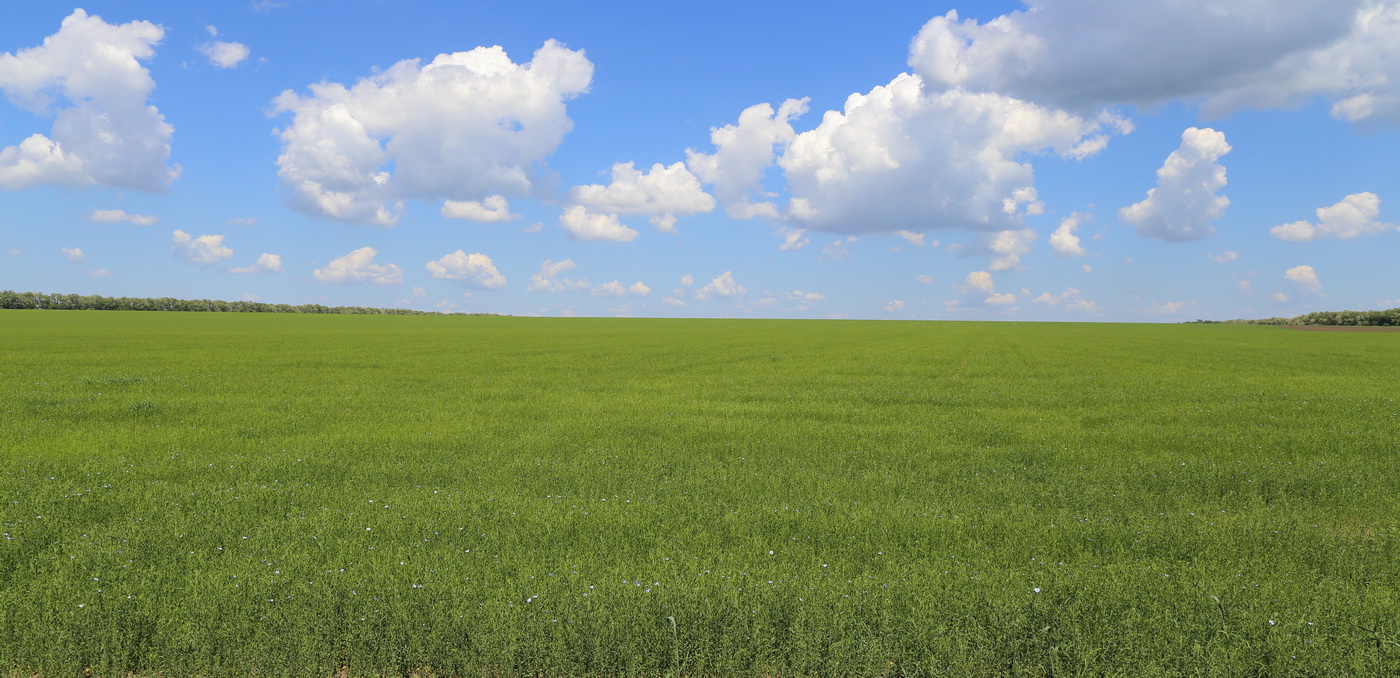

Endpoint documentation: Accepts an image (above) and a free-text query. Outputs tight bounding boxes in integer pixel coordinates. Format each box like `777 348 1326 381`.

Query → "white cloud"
820 236 857 261
686 98 808 219
1207 250 1239 263
778 75 1124 235
1120 127 1231 242
627 281 651 296
1285 264 1323 293
558 205 639 242
895 230 926 246
1049 211 1089 257
89 209 158 226
1003 186 1044 216
680 274 694 287
228 217 258 226
777 227 810 251
591 281 626 297
916 274 934 284
441 195 520 223
963 270 996 293
959 270 1018 307
198 41 250 69
908 2 1400 126
567 161 714 233
1032 287 1100 312
783 290 826 302
1082 264 1092 273
313 246 403 285
89 268 110 277
978 228 1035 271
228 253 283 274
1239 280 1252 292
426 250 506 289
272 40 592 225
1136 300 1192 316
60 247 86 263
0 9 178 191
526 258 578 293
694 271 746 300
662 296 685 307
883 299 905 312
171 230 233 265
5 249 21 256
1273 292 1291 302
1269 192 1396 241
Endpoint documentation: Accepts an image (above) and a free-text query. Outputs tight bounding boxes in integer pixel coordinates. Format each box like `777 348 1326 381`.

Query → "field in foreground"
1 312 1396 677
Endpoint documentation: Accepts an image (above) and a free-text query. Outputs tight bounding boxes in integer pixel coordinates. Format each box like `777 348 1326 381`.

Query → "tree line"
1191 308 1400 326
0 290 502 316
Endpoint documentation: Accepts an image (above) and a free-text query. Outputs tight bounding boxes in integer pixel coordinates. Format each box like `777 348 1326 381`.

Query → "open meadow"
1 311 1396 676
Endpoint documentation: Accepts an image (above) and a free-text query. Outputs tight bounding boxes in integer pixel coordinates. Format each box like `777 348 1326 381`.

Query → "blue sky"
1 1 1397 320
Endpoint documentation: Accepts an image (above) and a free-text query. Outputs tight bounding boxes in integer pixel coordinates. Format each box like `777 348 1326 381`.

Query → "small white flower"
1269 620 1276 626
1033 587 1041 593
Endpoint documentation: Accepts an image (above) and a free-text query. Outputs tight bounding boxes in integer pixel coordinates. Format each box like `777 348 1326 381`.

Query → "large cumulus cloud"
0 9 178 192
908 0 1400 124
272 41 592 226
776 74 1124 234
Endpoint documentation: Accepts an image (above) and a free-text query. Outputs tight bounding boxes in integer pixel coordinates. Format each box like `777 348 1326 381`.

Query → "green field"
1 311 1396 676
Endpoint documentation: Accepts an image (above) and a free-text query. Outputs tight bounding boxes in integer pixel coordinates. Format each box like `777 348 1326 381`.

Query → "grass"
1 310 1397 676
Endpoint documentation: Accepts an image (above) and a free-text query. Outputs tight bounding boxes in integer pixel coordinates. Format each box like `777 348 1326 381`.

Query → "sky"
1 1 1397 320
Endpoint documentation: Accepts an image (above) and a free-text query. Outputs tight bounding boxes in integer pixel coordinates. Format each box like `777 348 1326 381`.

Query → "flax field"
1 311 1396 676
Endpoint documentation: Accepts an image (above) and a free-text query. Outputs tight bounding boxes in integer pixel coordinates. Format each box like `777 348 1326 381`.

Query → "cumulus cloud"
526 258 579 293
228 253 283 274
1032 287 1100 312
958 270 1017 307
686 98 808 219
1207 250 1239 263
441 195 520 223
272 40 592 225
60 247 86 263
171 230 233 265
894 230 927 247
1269 192 1396 241
0 9 178 192
820 236 858 261
313 246 403 285
426 250 506 289
198 40 250 69
1049 211 1090 257
694 271 746 300
1285 264 1323 293
777 227 810 251
1119 127 1231 242
779 76 1125 235
523 258 643 296
89 209 158 226
1136 300 1193 316
558 205 639 242
566 161 714 233
908 2 1400 125
977 228 1036 271
883 299 905 312
963 270 996 293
